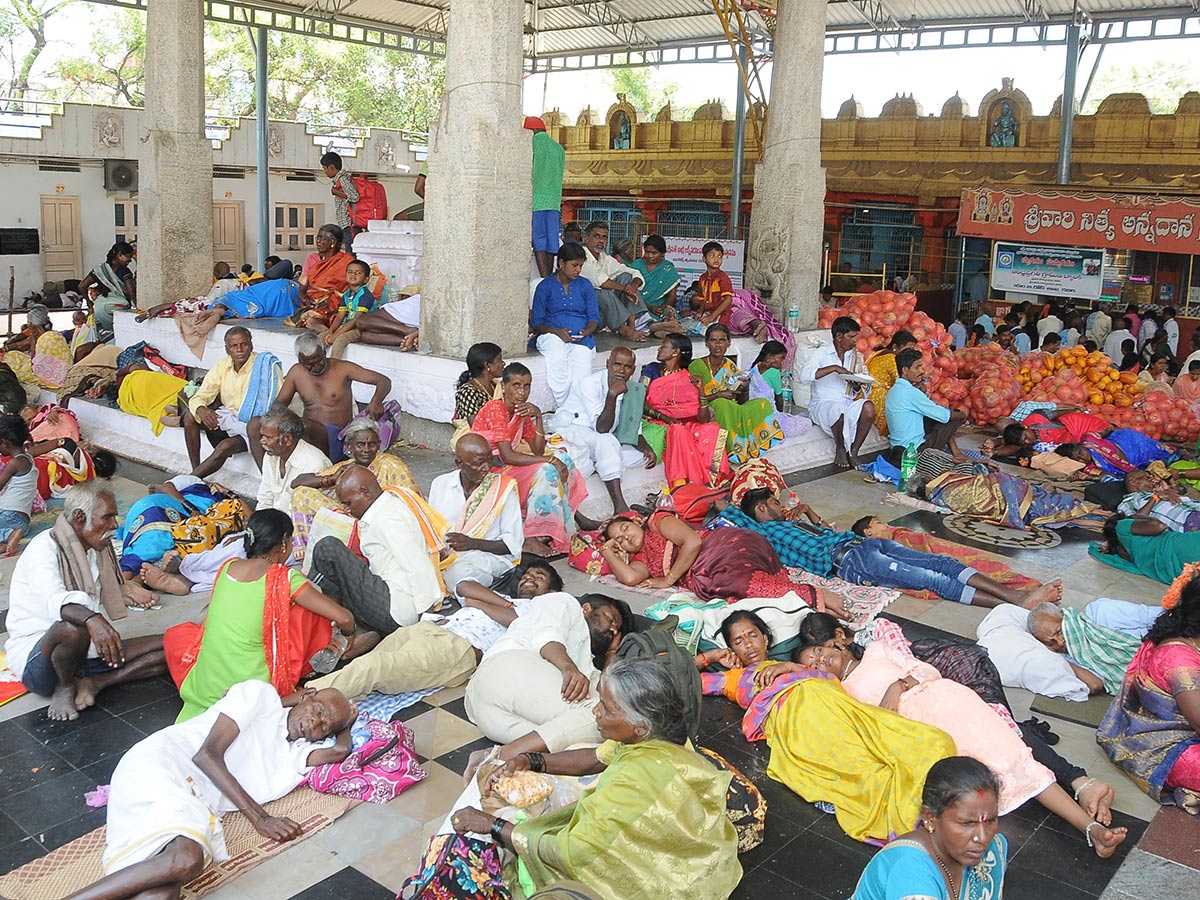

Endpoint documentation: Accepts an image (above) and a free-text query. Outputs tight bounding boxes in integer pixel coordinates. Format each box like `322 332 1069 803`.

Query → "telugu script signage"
957 187 1200 255
665 237 746 290
991 241 1105 300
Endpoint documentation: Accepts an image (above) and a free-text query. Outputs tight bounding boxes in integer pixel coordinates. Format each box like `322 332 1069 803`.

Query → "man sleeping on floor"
61 681 354 900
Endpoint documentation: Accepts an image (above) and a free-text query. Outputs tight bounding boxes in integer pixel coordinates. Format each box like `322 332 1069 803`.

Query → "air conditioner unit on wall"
104 159 138 192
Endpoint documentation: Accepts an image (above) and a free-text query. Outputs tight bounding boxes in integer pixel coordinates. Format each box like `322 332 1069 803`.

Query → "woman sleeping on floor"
598 509 854 620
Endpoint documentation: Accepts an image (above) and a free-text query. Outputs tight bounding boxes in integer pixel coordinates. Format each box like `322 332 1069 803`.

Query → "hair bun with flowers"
1161 561 1200 610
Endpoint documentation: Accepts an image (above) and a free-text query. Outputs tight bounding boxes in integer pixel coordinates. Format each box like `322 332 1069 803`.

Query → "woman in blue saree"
850 757 1008 900
119 476 248 575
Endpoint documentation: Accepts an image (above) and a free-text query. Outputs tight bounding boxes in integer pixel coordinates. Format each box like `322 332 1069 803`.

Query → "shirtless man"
272 331 392 462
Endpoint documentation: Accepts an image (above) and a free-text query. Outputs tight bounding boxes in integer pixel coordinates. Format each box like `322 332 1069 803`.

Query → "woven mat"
596 568 896 630
0 788 355 900
1029 692 1113 729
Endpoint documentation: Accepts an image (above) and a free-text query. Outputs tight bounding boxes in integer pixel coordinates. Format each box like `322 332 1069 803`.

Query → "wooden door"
40 195 82 282
212 201 244 267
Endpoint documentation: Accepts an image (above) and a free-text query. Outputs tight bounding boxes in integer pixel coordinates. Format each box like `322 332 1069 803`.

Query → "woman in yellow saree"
289 418 419 550
865 330 916 436
698 610 953 843
450 659 742 900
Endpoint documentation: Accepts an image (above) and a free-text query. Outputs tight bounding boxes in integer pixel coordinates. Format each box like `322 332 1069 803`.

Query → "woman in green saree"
1092 514 1200 584
630 235 686 337
689 322 784 464
450 658 741 900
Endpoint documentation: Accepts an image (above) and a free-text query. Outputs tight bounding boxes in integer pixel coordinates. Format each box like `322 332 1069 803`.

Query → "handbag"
398 832 511 900
697 746 766 853
567 530 612 577
305 718 425 803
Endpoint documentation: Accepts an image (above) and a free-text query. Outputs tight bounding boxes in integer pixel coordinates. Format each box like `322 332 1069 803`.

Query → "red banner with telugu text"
957 187 1200 255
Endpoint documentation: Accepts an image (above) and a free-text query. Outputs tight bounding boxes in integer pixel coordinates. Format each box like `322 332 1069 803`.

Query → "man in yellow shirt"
181 327 282 477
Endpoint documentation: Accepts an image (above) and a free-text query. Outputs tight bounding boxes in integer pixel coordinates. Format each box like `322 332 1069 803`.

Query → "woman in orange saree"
294 223 355 328
471 362 588 554
642 334 730 489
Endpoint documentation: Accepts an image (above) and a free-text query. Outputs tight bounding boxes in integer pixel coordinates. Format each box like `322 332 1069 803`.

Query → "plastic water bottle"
898 442 919 492
781 370 794 414
385 274 399 304
786 298 801 333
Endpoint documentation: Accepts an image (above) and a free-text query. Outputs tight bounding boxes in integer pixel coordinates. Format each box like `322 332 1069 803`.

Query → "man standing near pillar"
526 117 565 279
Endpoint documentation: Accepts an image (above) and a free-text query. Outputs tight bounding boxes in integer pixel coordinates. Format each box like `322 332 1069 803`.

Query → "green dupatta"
510 739 741 900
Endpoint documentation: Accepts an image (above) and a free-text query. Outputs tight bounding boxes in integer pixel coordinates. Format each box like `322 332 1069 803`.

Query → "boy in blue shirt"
324 259 375 357
884 347 965 464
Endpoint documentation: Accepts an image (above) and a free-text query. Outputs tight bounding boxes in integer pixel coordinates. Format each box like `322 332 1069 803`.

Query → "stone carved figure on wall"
748 225 789 300
989 100 1019 147
96 112 121 150
378 137 396 167
267 125 283 158
612 111 631 150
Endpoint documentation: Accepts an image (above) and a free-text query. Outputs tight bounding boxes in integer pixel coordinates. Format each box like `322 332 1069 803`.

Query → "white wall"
0 102 425 298
0 161 420 297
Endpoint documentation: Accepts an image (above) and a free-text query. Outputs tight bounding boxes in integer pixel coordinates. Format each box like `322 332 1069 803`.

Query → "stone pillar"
745 0 828 326
138 0 212 305
422 0 530 358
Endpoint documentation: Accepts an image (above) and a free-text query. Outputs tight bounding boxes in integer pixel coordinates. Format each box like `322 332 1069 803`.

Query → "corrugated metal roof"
223 0 1197 58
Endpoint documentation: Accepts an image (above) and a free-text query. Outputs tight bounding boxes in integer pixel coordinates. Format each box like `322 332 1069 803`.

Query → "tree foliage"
2 5 444 132
52 8 144 106
606 67 690 118
1081 59 1200 114
0 0 76 106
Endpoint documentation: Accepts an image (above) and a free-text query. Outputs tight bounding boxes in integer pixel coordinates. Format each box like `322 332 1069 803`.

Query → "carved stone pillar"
421 0 530 358
138 0 212 304
745 0 828 325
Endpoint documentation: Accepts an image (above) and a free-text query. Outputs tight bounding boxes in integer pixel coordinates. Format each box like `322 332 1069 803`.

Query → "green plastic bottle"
898 442 919 492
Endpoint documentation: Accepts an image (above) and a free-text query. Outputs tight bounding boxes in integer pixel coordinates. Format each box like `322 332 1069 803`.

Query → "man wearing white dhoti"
546 347 657 515
428 433 524 597
64 681 354 900
799 315 876 468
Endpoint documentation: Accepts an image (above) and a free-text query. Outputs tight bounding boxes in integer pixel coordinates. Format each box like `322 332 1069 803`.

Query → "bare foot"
140 563 192 596
47 684 80 721
73 676 98 712
1021 580 1063 609
752 321 768 343
400 332 419 351
523 536 556 558
122 580 161 608
1089 823 1128 858
1078 781 1115 826
833 449 851 469
343 631 381 662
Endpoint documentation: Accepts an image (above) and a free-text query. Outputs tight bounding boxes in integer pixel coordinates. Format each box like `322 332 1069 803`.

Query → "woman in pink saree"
471 362 587 555
798 640 1129 856
641 334 730 489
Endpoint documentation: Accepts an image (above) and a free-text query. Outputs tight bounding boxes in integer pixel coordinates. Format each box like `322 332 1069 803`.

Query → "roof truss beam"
87 0 446 54
561 0 659 49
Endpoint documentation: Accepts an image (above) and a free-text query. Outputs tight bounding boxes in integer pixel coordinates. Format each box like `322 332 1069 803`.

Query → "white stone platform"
75 312 886 511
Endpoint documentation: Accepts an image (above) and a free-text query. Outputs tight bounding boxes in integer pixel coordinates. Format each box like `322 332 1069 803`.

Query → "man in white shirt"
465 591 633 752
428 433 524 596
1086 302 1113 348
1062 313 1084 349
546 347 657 514
1103 317 1135 362
4 484 167 721
1036 303 1063 343
581 221 648 341
1162 306 1179 355
309 465 443 635
308 561 564 700
799 316 875 468
255 407 331 516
